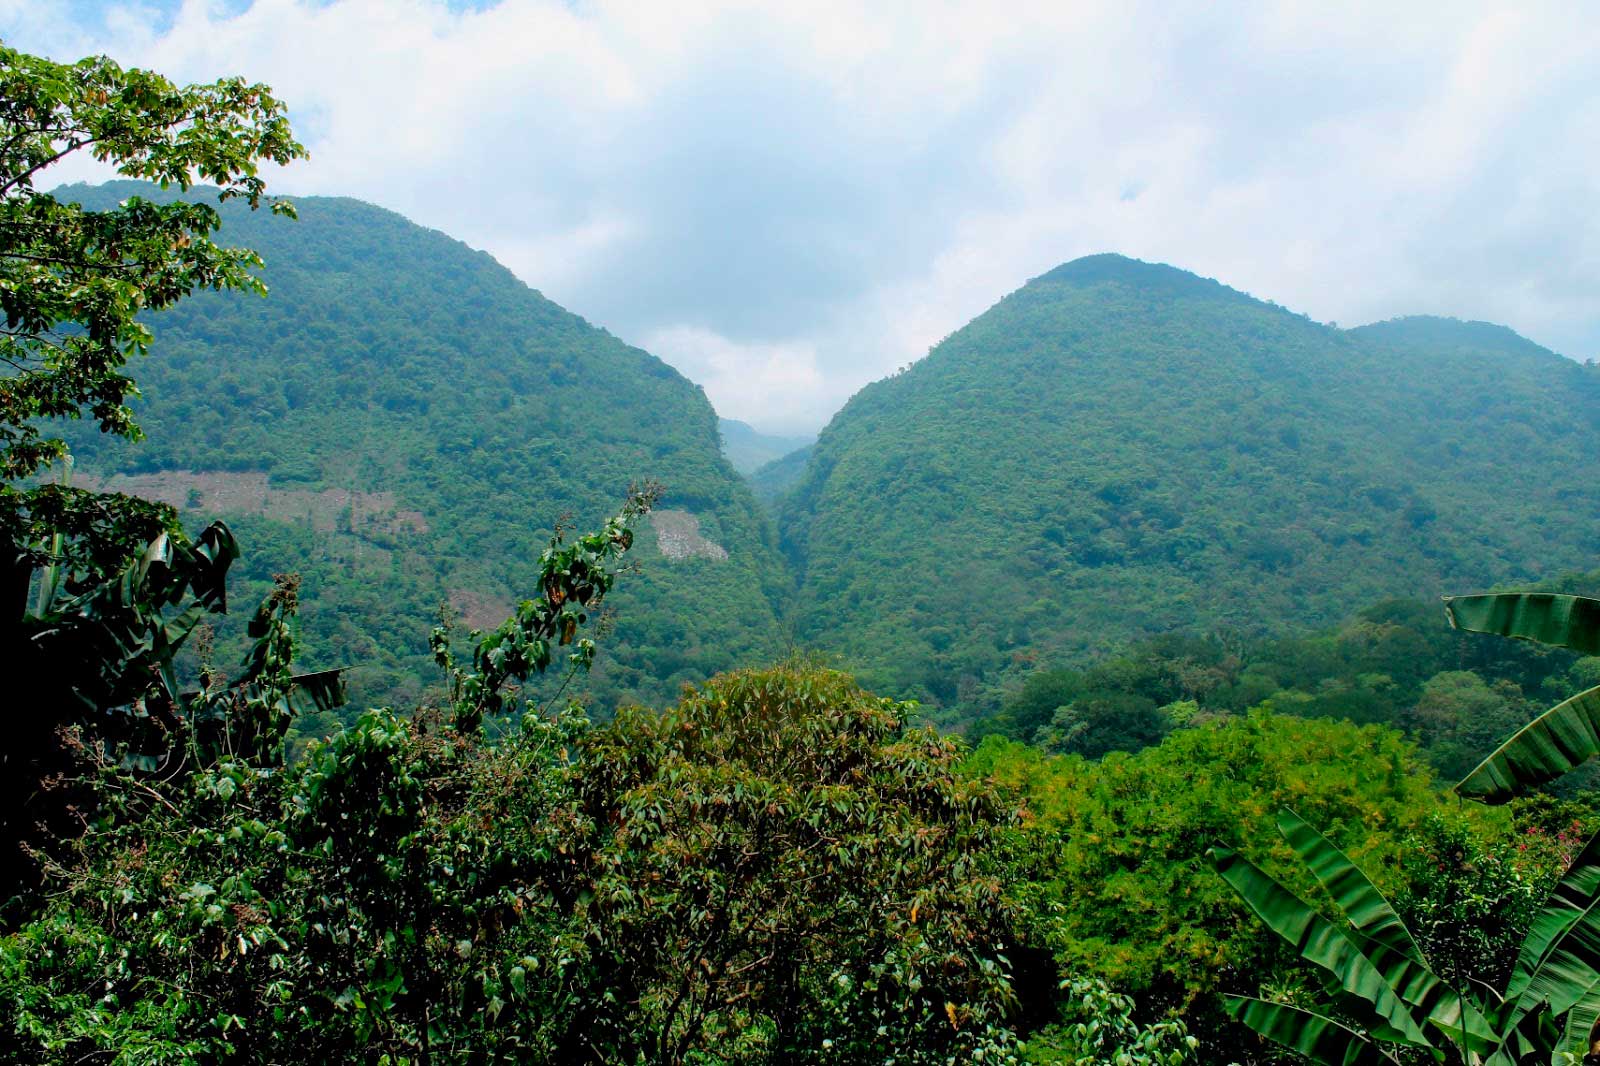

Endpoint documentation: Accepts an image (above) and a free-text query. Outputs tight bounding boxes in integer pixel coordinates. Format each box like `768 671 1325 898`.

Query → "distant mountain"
718 418 816 475
779 254 1600 712
748 444 814 504
58 182 789 718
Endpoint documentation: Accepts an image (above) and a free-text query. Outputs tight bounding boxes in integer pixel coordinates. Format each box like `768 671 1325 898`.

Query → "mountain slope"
718 418 816 475
748 444 814 504
779 254 1600 711
58 182 788 715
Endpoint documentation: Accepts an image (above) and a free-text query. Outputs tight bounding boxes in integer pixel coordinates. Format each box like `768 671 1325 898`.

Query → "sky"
5 1 1598 434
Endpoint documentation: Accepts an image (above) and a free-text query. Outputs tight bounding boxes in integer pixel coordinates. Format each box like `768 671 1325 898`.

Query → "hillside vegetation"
56 182 789 715
778 254 1600 712
718 418 814 475
17 44 1600 1066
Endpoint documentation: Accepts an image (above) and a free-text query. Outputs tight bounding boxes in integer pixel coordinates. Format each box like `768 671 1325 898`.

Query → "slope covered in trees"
718 418 814 475
56 182 788 715
778 254 1600 711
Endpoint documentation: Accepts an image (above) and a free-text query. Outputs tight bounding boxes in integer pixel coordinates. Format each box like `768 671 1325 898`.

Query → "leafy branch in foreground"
1444 592 1600 801
0 41 304 910
1214 808 1600 1065
430 483 660 732
1 41 306 583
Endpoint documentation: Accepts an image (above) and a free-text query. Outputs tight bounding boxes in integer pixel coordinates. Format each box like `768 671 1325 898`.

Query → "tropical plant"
0 494 656 1062
0 657 1027 1064
429 483 659 732
965 713 1454 1015
1213 808 1600 1065
0 42 304 907
1020 976 1198 1065
1445 592 1600 801
180 572 346 768
563 662 1024 1064
0 41 304 595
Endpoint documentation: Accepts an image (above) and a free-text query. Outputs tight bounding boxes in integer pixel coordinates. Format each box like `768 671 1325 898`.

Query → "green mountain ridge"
748 442 814 503
53 189 1599 727
777 253 1600 714
56 181 789 715
717 417 816 475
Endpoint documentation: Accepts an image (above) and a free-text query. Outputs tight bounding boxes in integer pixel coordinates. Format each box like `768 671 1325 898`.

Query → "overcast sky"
6 1 1598 433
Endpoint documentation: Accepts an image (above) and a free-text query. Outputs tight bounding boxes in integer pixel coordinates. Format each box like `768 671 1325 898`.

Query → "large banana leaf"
1483 998 1561 1066
281 668 346 714
1276 811 1495 1047
1560 992 1600 1066
1278 810 1422 963
1443 593 1600 655
1212 846 1432 1046
1504 829 1600 1028
1456 685 1600 802
1222 996 1393 1066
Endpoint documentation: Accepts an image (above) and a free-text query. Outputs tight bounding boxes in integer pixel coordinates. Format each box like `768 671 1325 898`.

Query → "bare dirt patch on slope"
649 509 729 562
81 469 429 537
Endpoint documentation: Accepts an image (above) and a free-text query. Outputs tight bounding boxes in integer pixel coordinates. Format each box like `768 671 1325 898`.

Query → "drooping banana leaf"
1559 989 1600 1066
1443 593 1600 656
1212 846 1432 1046
1279 810 1423 962
1504 829 1600 1030
1222 996 1392 1066
1456 685 1600 802
1482 997 1561 1066
281 668 346 713
1275 811 1495 1047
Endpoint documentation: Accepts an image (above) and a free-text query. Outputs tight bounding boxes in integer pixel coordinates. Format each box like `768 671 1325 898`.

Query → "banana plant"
1443 592 1600 802
1212 809 1600 1065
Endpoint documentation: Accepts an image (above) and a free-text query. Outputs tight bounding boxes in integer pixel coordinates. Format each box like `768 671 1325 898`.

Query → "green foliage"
965 712 1493 1060
1445 592 1600 801
183 572 348 768
979 593 1596 782
564 663 1023 1062
57 181 789 718
0 663 1025 1063
1214 810 1600 1065
0 43 304 495
1393 810 1586 992
0 42 306 911
747 443 814 504
1020 977 1198 1065
430 484 658 732
779 255 1600 711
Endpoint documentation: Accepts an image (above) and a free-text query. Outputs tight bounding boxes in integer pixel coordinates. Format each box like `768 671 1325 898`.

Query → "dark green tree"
0 41 304 905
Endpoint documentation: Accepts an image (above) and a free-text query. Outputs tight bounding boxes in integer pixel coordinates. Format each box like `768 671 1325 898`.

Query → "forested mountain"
56 182 789 716
717 418 815 475
778 253 1600 711
748 443 813 503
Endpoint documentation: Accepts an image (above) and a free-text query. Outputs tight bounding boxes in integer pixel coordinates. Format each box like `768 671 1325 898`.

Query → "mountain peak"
1352 315 1557 360
1033 253 1249 305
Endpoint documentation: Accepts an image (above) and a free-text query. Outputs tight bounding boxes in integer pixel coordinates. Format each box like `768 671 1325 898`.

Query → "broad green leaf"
1278 810 1421 963
1212 846 1431 1045
1222 996 1393 1065
1484 997 1561 1066
1275 811 1495 1049
1443 593 1600 655
1506 828 1600 1027
1510 830 1600 1000
286 669 347 714
1559 989 1600 1066
1456 685 1600 802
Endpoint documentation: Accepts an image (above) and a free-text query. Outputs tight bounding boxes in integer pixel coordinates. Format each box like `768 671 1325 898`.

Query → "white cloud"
643 324 825 431
7 0 1598 432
